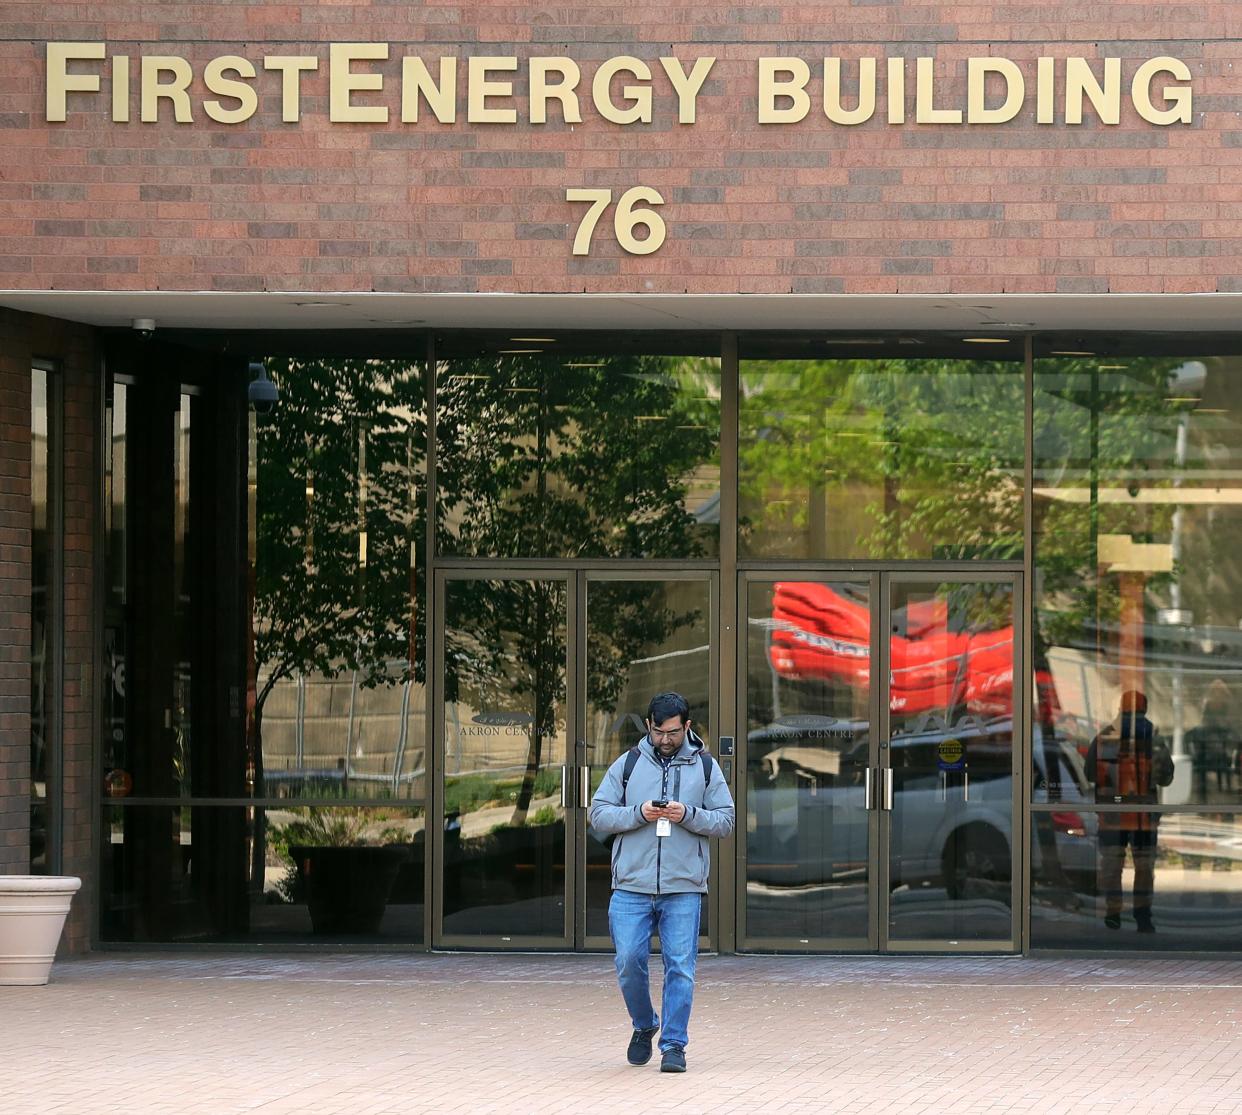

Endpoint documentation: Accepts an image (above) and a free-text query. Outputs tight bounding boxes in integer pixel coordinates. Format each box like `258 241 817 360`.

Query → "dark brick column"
0 309 97 950
0 310 33 873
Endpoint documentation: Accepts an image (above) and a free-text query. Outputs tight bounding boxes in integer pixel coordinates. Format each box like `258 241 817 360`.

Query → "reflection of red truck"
768 582 1023 718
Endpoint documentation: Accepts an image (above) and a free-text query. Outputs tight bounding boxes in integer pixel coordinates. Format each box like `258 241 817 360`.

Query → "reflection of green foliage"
269 806 408 849
438 354 720 822
436 354 719 559
739 359 1024 560
444 767 560 817
529 805 557 826
1034 356 1194 649
253 357 426 735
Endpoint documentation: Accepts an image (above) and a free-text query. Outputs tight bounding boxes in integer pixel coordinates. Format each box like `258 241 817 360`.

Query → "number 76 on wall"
566 186 667 255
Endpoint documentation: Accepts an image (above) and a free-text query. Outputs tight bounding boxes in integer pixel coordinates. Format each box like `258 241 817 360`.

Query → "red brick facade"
0 316 33 874
0 309 96 951
0 2 1239 296
1 3 1239 955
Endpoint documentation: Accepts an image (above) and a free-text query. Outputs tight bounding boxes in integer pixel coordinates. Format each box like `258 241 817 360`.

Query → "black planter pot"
289 844 412 935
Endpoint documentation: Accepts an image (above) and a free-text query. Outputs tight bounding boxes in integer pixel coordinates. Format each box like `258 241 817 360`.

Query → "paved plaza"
3 951 1242 1114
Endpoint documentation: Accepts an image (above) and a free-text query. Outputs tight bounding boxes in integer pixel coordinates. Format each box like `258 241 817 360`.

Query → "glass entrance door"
436 573 573 947
434 570 716 949
578 573 716 949
882 574 1020 951
739 572 1021 952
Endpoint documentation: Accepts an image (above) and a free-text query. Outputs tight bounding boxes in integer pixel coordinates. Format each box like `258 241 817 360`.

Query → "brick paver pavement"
3 952 1241 1114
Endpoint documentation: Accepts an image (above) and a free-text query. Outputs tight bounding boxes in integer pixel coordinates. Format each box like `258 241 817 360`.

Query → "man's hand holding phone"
641 799 686 823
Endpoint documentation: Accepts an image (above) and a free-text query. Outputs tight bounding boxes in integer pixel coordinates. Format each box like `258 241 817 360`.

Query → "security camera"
247 361 279 414
131 317 155 339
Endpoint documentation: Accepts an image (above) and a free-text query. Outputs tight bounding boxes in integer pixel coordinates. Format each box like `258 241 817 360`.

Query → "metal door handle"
580 765 591 809
560 765 568 808
882 767 894 811
939 770 947 802
864 766 874 811
963 771 970 802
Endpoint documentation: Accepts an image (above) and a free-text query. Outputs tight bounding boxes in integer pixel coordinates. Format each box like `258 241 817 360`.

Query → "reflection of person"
588 691 735 1074
1085 691 1174 933
1185 679 1236 797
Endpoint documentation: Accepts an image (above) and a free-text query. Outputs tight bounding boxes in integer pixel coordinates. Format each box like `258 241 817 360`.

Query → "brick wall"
0 313 33 873
0 309 96 951
1 3 1239 296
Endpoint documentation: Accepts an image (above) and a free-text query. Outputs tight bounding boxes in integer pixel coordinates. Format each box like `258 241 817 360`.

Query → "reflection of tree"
251 357 425 777
436 354 717 823
739 359 1025 560
248 357 425 901
252 352 718 833
1033 357 1184 653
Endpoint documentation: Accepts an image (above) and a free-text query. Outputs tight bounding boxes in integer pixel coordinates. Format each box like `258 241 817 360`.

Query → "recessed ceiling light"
979 322 1034 329
636 415 667 421
566 362 604 368
963 337 1010 344
1049 350 1095 356
1097 364 1127 370
498 349 541 354
510 337 556 343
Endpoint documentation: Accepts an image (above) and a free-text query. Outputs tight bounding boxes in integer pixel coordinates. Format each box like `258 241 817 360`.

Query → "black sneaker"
627 1026 659 1066
1104 914 1121 930
660 1046 687 1073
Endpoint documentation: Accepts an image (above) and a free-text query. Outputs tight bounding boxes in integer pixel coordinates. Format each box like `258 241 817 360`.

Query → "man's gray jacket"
588 733 735 895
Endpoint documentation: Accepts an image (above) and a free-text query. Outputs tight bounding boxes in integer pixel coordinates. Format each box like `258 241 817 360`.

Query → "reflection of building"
7 6 1242 959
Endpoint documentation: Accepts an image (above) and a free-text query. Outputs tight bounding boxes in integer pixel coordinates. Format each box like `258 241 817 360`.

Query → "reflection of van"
747 720 1095 897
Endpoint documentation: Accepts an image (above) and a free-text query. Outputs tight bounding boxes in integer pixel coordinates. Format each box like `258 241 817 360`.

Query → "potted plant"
271 809 411 935
0 875 81 985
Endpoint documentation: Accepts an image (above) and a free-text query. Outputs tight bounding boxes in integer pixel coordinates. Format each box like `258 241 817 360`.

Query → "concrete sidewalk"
3 952 1241 1114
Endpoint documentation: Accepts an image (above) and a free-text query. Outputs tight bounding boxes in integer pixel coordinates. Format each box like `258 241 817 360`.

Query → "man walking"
588 692 736 1073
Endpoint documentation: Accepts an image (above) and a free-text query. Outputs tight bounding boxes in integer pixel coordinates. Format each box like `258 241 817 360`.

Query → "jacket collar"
638 728 705 764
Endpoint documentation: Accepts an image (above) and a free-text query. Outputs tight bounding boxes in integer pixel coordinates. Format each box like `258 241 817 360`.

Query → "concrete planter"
0 875 81 985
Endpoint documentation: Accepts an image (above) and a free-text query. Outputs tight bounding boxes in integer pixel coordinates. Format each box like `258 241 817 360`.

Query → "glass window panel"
250 357 427 801
1034 354 1242 808
441 578 568 939
100 804 425 943
744 581 872 947
886 580 1016 946
738 358 1024 560
584 578 713 940
102 380 129 801
173 392 192 795
436 353 721 559
1031 810 1242 949
30 366 52 873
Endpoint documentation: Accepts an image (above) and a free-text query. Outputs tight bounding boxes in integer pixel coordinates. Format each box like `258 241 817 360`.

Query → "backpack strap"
618 745 713 804
618 746 642 804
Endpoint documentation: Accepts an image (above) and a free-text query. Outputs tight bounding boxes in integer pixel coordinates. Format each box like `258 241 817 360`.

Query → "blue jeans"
608 889 701 1053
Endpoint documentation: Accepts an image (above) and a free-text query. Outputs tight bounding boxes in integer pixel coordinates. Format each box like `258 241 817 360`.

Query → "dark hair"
647 691 690 726
1121 690 1148 715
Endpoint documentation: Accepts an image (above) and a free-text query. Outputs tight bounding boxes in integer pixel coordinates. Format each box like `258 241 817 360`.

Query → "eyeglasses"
649 726 686 741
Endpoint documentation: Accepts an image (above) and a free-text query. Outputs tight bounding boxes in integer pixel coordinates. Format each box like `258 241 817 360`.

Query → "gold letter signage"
44 44 1196 255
